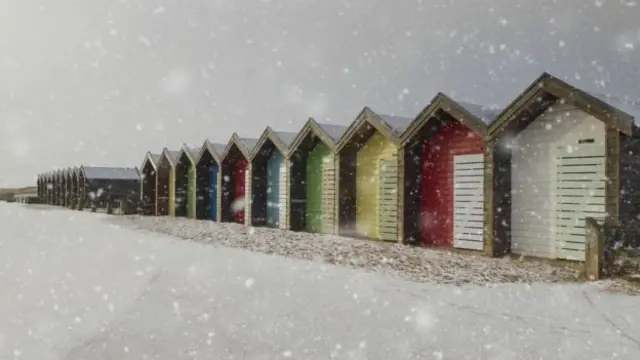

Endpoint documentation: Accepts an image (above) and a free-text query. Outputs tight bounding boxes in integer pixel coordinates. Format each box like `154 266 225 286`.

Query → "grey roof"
457 101 502 125
82 166 140 181
272 131 298 147
212 143 227 155
375 113 415 135
187 147 201 159
590 93 640 126
150 153 161 164
316 123 349 142
239 138 259 152
166 150 180 164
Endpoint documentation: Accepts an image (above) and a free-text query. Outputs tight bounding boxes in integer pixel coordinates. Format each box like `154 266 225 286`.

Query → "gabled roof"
335 107 405 153
196 139 226 165
488 72 636 139
141 151 161 170
177 143 201 166
158 148 180 168
249 127 298 160
81 166 140 181
220 133 259 160
288 118 348 154
400 92 500 146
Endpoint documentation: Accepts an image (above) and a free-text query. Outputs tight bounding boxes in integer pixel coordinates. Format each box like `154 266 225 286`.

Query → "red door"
421 122 483 247
234 157 248 224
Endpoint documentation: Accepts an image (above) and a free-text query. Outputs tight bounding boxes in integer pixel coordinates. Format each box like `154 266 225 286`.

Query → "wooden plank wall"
244 163 252 225
378 154 399 241
322 154 336 235
278 159 289 230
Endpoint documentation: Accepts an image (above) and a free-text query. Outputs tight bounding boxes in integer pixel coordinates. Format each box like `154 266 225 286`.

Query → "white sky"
0 0 638 186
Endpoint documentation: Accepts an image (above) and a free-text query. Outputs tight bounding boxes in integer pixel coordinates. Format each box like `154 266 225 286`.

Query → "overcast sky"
0 0 638 187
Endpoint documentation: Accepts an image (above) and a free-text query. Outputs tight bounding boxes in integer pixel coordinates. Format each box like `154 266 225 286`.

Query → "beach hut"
157 148 180 216
485 72 640 261
140 152 161 215
195 140 226 221
67 166 79 209
287 118 349 234
44 172 52 205
56 169 65 206
79 166 140 211
248 127 297 229
335 107 413 240
400 93 499 249
65 167 75 208
220 134 259 224
175 144 201 218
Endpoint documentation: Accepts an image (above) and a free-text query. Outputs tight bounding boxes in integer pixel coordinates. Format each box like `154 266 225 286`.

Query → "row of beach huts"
35 73 640 262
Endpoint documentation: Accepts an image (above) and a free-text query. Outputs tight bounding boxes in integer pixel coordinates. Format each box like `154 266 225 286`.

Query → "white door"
554 142 606 260
453 154 485 250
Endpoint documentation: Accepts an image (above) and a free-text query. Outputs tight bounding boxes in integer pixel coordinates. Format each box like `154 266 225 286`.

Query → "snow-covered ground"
2 203 640 359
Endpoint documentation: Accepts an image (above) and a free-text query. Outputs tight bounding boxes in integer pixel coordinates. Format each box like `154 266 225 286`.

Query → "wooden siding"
278 158 289 230
378 155 399 241
509 105 606 260
168 168 176 217
245 163 252 225
322 153 336 235
187 167 196 218
453 154 485 250
355 131 398 240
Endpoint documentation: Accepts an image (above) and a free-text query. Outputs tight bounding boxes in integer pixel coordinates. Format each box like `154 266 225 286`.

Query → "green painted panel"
187 166 196 218
306 142 330 233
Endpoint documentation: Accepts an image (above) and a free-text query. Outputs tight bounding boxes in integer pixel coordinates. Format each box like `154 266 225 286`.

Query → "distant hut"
175 144 201 218
156 149 180 216
140 152 161 215
194 140 226 221
220 134 259 224
78 166 141 213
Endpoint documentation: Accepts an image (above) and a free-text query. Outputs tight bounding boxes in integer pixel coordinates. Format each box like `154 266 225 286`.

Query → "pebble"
107 215 584 286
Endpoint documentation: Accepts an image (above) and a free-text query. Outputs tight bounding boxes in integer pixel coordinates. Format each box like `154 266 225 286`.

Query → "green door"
306 142 330 233
187 166 196 218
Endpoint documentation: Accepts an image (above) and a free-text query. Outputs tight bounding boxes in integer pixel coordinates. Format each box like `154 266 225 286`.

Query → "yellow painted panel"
169 168 176 217
356 131 397 239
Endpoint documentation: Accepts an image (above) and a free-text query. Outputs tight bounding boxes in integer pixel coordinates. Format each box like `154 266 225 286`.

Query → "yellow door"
169 168 176 216
356 131 396 239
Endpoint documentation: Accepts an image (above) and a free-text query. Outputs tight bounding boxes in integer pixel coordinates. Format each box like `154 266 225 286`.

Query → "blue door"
266 150 283 227
209 165 218 220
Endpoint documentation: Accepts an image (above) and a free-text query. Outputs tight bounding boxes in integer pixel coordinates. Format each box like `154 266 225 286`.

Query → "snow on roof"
166 150 180 164
316 123 349 142
212 143 226 155
375 113 415 135
239 138 259 152
590 92 640 126
272 131 298 147
457 101 502 125
150 153 161 164
82 167 140 181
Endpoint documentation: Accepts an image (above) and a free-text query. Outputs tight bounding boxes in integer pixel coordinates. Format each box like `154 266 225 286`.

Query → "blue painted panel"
266 150 283 227
209 165 218 220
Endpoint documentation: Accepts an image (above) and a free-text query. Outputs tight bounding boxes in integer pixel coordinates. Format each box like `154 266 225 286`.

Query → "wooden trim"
220 133 253 161
141 152 160 171
396 147 405 242
286 119 313 157
249 127 289 161
159 148 178 169
195 142 220 166
400 93 488 147
483 141 495 256
288 118 339 156
335 107 400 154
488 73 634 139
177 144 199 167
